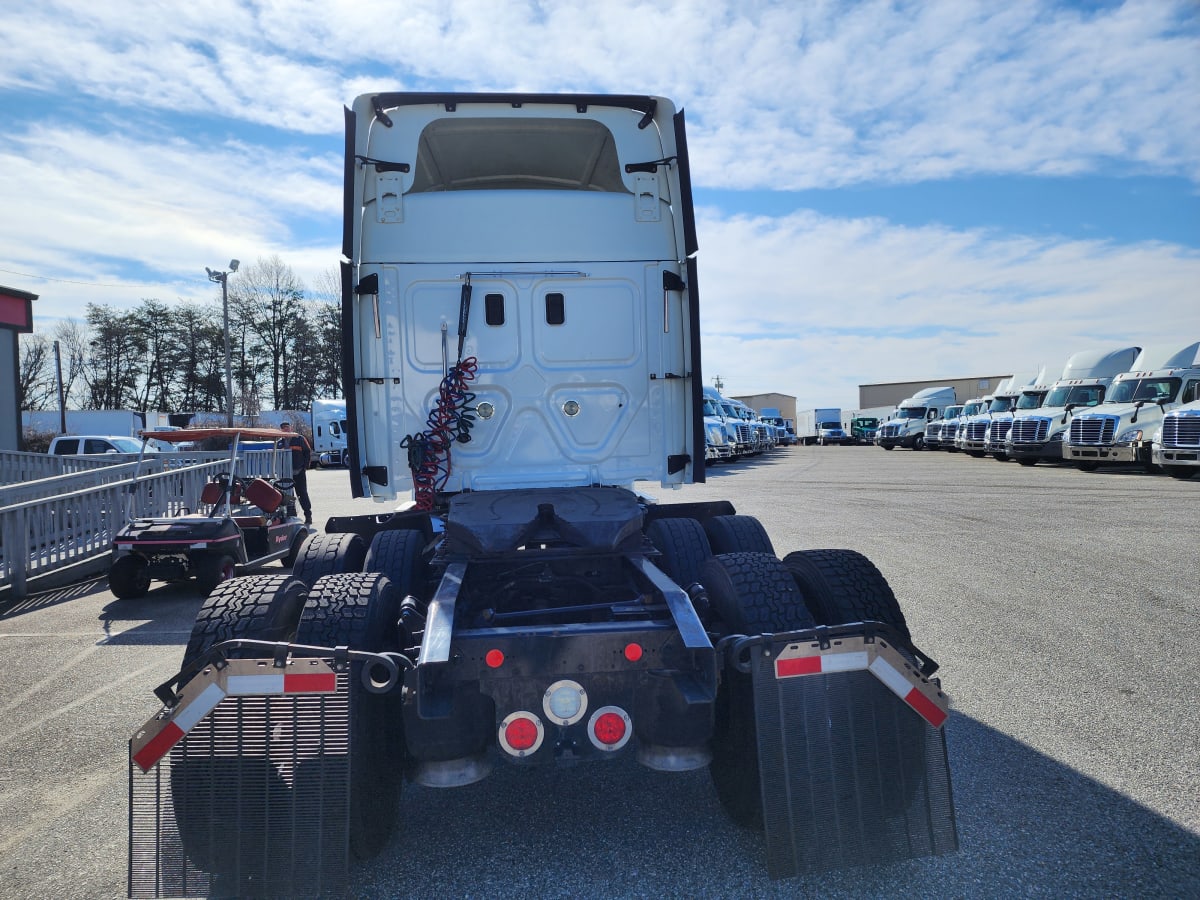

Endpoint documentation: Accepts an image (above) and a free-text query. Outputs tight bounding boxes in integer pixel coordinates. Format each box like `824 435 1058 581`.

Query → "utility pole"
54 340 66 433
206 259 240 426
712 375 724 393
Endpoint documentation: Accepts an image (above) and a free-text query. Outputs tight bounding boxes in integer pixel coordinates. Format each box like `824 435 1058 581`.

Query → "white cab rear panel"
343 94 701 500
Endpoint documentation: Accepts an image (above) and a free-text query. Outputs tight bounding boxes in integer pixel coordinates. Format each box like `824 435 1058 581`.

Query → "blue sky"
1 0 1197 410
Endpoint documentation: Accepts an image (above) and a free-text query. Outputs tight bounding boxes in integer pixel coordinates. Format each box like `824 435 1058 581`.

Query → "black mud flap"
128 658 351 898
744 627 958 879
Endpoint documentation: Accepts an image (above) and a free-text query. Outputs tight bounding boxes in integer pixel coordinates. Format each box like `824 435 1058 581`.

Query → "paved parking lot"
0 453 1196 898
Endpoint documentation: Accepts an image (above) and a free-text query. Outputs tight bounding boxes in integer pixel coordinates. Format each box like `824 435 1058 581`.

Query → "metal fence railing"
0 448 128 484
0 450 289 600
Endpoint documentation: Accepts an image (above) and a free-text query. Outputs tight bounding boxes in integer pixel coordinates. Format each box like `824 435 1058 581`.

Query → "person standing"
278 421 313 525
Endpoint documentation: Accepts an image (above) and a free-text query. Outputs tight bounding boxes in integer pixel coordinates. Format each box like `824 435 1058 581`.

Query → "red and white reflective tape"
773 636 949 728
131 658 338 773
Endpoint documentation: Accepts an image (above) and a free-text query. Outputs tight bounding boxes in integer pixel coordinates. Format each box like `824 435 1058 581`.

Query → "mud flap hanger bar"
720 622 949 729
152 638 415 708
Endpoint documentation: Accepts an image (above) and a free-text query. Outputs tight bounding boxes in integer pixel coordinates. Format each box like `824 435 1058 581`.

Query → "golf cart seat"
243 478 283 514
200 479 242 507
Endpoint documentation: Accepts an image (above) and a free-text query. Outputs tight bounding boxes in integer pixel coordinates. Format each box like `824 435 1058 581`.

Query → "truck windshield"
1106 377 1180 404
703 399 721 416
1045 384 1103 407
896 408 926 420
820 422 840 429
1015 391 1047 410
988 397 1016 413
410 117 627 193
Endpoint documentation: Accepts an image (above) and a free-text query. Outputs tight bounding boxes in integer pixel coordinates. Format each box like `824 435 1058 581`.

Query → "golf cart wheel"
196 553 237 596
645 517 711 589
296 572 404 860
282 528 308 568
108 554 150 599
781 549 910 641
703 514 774 556
291 532 368 588
702 552 814 830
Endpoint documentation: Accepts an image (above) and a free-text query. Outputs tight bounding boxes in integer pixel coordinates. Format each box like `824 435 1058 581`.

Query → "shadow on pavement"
0 576 109 620
349 714 1199 898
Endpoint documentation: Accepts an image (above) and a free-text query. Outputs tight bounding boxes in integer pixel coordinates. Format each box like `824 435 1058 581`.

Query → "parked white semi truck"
1006 347 1141 466
950 396 991 451
923 405 963 450
128 92 955 896
1065 343 1200 471
1154 399 1200 478
984 369 1054 461
960 377 1019 457
759 407 797 446
701 386 734 462
876 386 956 450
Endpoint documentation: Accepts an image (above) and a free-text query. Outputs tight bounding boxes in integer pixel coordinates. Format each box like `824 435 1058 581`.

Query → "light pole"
206 259 240 426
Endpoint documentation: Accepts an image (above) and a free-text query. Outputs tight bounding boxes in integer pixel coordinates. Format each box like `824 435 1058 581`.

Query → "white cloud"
695 208 1200 407
1 1 1196 185
0 0 1196 414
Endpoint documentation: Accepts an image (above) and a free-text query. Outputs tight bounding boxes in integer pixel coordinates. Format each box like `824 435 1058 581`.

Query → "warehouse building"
732 392 796 423
859 375 1012 412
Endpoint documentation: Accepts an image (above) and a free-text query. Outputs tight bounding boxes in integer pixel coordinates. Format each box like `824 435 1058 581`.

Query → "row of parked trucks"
874 342 1200 478
701 387 797 459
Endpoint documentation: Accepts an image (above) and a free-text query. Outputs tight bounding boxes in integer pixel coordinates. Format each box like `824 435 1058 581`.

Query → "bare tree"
229 256 306 410
18 332 55 410
309 266 344 398
53 318 88 408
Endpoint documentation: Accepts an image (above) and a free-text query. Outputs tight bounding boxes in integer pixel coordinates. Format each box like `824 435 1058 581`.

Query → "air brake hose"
401 276 479 510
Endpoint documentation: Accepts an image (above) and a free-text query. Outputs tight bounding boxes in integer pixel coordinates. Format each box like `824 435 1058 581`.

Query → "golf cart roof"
140 427 289 442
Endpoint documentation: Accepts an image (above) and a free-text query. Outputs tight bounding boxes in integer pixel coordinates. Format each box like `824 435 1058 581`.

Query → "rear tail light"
587 706 632 752
498 711 544 757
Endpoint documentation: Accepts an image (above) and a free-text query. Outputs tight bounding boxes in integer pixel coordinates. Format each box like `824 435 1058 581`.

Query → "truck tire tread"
183 573 307 664
291 532 367 587
644 517 711 588
781 549 909 641
702 515 774 556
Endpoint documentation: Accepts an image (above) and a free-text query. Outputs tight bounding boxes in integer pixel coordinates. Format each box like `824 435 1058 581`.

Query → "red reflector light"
485 649 504 668
623 643 643 662
593 711 627 745
504 717 539 751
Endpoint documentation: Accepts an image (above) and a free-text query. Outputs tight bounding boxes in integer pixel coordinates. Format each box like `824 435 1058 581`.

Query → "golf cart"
107 427 312 599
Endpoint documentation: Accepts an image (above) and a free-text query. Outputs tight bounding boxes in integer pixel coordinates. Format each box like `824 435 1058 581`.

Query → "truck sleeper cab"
1066 344 1200 470
1154 399 1200 478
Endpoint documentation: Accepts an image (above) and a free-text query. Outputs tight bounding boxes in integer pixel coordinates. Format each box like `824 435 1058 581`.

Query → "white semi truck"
1065 343 1200 471
1006 347 1141 466
960 377 1019 457
1154 399 1200 478
876 386 956 450
984 369 1053 461
311 397 350 466
128 92 955 895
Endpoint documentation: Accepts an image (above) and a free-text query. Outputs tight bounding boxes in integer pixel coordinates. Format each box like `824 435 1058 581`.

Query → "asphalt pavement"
0 452 1196 898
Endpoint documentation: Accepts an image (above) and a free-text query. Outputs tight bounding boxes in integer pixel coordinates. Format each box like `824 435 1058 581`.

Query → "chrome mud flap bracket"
128 654 352 899
733 624 958 879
